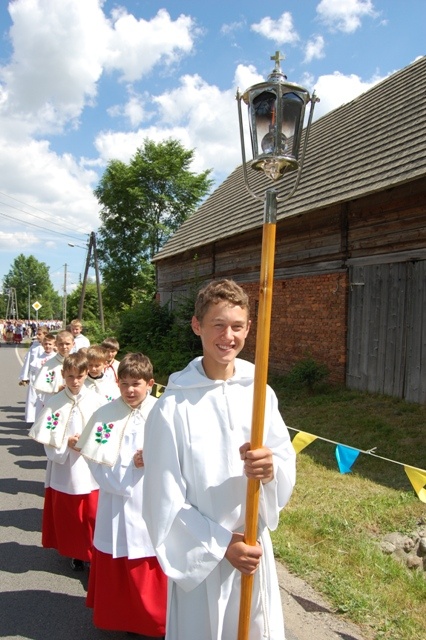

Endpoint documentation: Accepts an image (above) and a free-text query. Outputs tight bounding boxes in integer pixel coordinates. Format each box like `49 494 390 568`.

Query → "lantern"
237 51 318 182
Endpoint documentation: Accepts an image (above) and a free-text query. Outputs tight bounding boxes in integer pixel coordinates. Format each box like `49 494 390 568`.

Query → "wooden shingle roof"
154 56 426 262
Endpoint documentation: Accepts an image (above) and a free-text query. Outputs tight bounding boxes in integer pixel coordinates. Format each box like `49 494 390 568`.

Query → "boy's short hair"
194 279 250 322
118 353 153 382
70 319 83 328
101 337 120 351
86 345 109 363
62 351 88 374
43 333 56 342
56 330 74 342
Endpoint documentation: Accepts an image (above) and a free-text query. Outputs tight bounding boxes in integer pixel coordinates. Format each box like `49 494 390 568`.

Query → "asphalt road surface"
0 341 368 640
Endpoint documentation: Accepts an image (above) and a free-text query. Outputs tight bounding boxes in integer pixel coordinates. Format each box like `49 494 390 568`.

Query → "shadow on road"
0 507 42 532
0 476 45 497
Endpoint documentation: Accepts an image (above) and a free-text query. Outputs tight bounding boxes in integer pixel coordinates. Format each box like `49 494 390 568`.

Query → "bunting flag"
152 382 166 398
291 431 318 454
335 444 360 474
404 466 426 503
289 427 426 503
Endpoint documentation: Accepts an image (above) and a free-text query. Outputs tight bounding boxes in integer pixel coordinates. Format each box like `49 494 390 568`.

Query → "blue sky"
0 0 424 297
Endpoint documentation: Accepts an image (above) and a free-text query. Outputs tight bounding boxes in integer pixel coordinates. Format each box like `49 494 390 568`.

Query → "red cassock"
86 548 166 636
42 487 98 562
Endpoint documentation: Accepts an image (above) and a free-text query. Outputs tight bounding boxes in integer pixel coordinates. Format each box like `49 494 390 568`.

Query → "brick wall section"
241 271 348 384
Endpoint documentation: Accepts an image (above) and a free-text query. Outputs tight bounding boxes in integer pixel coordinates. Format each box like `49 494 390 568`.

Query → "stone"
380 541 395 555
406 555 422 570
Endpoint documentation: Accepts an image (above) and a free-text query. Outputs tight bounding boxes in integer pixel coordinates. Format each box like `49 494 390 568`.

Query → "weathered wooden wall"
155 177 426 400
347 261 426 403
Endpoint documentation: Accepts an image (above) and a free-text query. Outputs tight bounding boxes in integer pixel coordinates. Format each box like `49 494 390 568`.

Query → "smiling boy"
142 279 296 640
84 345 120 402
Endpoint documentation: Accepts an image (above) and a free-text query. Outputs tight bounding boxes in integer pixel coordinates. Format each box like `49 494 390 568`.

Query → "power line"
0 199 82 235
0 190 91 236
0 209 85 242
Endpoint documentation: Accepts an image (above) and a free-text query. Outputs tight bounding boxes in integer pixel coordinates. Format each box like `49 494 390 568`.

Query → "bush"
117 299 174 357
116 294 202 382
287 356 329 391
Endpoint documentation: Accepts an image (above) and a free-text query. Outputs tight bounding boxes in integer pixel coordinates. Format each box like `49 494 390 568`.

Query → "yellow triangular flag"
404 466 426 503
291 432 318 454
152 383 165 398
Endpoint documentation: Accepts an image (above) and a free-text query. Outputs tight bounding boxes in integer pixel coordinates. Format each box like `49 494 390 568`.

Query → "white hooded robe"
142 357 296 640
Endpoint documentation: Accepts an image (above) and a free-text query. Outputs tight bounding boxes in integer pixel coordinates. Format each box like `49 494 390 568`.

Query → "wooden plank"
405 261 426 402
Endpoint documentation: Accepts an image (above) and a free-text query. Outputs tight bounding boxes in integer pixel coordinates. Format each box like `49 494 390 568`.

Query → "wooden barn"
152 56 426 403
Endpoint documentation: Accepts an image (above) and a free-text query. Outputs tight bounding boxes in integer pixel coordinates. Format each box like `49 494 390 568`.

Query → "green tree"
66 280 101 324
3 254 61 320
95 138 213 310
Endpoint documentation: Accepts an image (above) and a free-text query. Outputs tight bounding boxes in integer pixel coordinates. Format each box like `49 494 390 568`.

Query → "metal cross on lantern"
235 51 319 640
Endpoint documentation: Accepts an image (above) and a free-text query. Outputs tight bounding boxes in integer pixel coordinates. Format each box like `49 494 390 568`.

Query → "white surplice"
20 343 56 422
142 357 296 640
29 386 107 494
79 395 157 559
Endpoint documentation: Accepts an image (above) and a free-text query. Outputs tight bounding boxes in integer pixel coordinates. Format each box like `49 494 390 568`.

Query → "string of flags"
152 382 425 503
289 427 426 504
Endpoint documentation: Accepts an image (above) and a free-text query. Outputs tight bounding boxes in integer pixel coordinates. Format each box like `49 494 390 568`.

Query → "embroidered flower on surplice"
46 412 60 430
45 370 56 383
95 422 114 444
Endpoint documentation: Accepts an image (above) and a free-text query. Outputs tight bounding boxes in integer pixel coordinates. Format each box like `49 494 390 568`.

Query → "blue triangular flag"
335 445 360 474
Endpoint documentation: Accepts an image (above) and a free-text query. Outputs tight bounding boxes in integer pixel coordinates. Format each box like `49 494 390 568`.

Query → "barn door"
346 261 426 403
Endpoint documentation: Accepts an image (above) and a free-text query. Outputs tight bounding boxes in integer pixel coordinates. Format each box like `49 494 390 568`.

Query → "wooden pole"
78 233 93 321
238 189 277 639
92 233 105 332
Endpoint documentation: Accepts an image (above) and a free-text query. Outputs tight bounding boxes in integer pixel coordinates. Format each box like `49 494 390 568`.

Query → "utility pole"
78 232 105 331
78 237 92 321
63 264 67 326
92 233 105 331
6 288 18 320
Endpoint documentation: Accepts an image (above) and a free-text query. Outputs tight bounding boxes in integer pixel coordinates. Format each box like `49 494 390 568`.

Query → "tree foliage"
117 285 203 382
65 280 101 324
95 138 213 310
2 254 61 320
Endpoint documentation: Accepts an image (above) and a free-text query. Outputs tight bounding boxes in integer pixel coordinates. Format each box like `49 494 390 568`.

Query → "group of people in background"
16 280 296 640
1 318 63 344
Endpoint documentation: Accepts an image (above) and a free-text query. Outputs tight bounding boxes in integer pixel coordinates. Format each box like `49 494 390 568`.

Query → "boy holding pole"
142 279 296 640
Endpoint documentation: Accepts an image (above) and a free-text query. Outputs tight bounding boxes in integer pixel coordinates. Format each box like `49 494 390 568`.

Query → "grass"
269 379 426 640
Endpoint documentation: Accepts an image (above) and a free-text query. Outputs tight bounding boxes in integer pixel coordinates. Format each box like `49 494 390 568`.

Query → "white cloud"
312 70 385 119
316 0 377 33
251 12 300 45
108 93 148 127
234 64 264 93
0 1 197 135
95 73 243 180
221 21 245 36
1 0 108 134
104 8 197 82
0 136 99 233
0 230 39 252
304 35 325 63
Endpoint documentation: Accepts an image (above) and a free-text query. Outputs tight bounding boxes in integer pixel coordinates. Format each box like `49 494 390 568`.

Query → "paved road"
0 342 367 640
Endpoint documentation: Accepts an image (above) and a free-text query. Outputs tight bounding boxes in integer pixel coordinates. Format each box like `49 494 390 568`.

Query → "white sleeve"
19 349 31 380
87 456 141 497
142 403 232 592
44 439 70 465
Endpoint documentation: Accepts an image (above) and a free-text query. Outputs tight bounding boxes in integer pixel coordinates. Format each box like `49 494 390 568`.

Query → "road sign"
32 301 42 311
